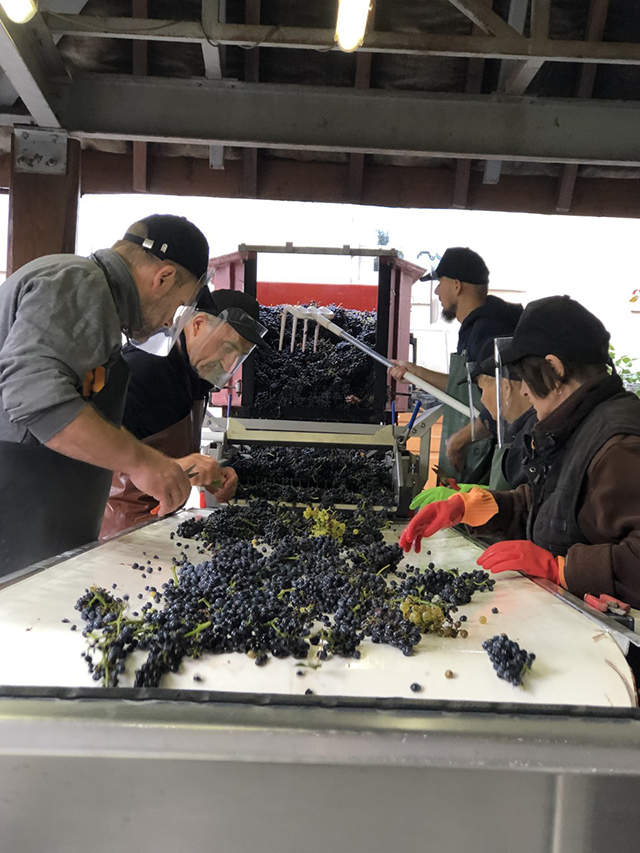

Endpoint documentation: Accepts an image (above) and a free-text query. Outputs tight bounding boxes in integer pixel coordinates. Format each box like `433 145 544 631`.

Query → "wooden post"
7 135 81 276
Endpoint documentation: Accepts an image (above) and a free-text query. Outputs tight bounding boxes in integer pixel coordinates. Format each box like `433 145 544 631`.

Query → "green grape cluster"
303 506 347 543
400 596 447 634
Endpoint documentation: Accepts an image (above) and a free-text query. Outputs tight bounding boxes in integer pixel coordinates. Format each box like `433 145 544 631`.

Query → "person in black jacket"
400 296 640 608
389 247 522 484
100 289 267 538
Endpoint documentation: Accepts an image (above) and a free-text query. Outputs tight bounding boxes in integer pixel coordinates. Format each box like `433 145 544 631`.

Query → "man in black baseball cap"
389 246 522 484
0 211 210 573
101 287 269 538
122 213 210 282
420 247 489 290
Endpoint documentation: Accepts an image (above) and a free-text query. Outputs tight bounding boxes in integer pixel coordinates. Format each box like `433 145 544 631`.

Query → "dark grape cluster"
75 504 496 688
176 499 389 549
482 634 536 686
248 304 378 420
230 445 395 506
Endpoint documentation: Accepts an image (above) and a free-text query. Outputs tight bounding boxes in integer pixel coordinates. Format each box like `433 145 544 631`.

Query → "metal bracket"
12 127 68 175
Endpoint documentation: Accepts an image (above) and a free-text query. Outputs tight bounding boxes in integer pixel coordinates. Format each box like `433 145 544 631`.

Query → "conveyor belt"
0 513 635 707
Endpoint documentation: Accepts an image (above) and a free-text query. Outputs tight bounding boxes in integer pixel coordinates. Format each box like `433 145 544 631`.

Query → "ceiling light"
0 0 38 24
335 0 371 53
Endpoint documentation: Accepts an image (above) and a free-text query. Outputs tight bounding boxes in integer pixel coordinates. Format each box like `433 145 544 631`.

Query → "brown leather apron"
99 398 206 539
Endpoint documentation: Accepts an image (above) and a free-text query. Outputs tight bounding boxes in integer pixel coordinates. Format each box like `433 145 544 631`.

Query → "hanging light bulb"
335 0 371 53
0 0 38 24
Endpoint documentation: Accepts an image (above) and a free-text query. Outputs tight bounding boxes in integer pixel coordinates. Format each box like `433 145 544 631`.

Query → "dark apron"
488 443 511 491
100 399 206 540
437 352 495 485
0 356 130 576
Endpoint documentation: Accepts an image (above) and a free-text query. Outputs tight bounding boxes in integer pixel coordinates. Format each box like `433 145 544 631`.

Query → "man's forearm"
45 406 151 474
405 364 450 392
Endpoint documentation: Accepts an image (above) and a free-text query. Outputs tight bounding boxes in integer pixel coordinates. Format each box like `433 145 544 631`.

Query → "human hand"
410 486 458 511
445 425 472 472
205 466 238 503
387 359 412 381
410 483 483 511
130 452 191 517
477 540 562 584
399 495 466 553
176 453 224 489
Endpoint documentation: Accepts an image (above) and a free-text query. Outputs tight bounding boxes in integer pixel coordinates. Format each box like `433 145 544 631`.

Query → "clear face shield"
130 268 213 356
464 359 477 440
131 303 198 356
186 307 268 390
494 336 513 449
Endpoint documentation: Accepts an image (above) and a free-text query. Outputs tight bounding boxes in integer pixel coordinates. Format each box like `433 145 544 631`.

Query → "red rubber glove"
400 488 499 554
477 540 565 585
399 495 466 553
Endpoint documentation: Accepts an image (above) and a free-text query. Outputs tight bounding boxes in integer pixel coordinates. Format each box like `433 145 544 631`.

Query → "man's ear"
545 354 565 379
190 313 208 336
150 264 177 293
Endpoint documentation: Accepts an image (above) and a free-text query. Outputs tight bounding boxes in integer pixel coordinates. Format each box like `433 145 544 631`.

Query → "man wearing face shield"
399 296 640 609
0 214 207 575
100 288 268 538
389 248 523 485
411 339 536 512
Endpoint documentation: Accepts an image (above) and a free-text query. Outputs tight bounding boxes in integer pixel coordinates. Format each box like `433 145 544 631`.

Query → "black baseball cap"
457 339 514 385
420 247 490 285
123 214 210 281
501 295 610 366
196 287 269 349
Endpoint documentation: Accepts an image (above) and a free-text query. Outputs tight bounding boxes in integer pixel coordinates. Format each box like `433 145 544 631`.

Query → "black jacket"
121 339 211 441
457 296 523 362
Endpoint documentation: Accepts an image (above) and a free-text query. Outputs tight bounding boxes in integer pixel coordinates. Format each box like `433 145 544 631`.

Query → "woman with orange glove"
400 296 640 608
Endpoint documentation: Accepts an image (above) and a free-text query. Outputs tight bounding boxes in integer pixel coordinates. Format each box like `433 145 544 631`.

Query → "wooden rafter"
42 15 640 68
347 1 376 203
242 0 260 197
348 53 373 203
556 0 611 213
132 0 148 193
445 0 526 40
453 0 490 208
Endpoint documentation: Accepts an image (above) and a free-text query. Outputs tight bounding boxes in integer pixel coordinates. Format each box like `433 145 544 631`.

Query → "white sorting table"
0 511 636 707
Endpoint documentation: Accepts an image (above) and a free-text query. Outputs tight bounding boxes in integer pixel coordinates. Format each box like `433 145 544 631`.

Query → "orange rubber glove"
399 487 498 554
477 540 566 586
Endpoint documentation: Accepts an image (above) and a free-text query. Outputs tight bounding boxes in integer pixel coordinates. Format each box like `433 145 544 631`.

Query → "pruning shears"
431 466 461 491
584 593 634 629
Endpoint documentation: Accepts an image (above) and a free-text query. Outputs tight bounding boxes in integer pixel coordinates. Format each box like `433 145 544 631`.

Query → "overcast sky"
1 192 638 361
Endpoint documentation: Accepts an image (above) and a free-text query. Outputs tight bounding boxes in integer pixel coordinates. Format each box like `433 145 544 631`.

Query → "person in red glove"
400 296 640 609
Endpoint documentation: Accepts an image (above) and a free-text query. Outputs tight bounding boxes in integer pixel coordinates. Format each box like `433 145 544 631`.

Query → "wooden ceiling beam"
453 0 490 209
556 0 611 213
2 150 634 220
41 14 640 66
131 0 148 193
348 52 373 204
445 0 527 40
242 0 260 197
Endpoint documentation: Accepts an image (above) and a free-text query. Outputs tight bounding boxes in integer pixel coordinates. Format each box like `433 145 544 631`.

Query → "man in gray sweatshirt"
0 213 217 574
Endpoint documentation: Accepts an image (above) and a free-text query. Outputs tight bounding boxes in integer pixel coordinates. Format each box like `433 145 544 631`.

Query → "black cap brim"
499 342 529 366
456 356 497 385
227 320 270 350
419 273 437 282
